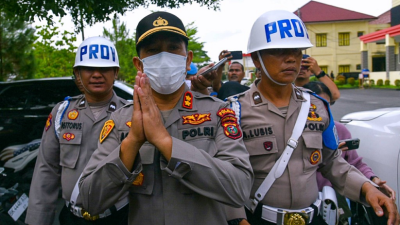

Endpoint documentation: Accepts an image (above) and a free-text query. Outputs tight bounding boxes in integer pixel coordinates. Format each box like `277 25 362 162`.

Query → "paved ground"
331 88 400 120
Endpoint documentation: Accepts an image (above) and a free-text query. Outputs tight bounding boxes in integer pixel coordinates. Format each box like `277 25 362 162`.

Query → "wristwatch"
316 70 326 79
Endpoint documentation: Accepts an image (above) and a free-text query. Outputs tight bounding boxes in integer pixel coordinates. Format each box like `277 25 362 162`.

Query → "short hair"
303 81 333 104
229 62 244 72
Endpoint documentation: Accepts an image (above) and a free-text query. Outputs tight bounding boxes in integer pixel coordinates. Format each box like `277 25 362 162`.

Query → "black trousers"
59 204 129 225
245 204 328 225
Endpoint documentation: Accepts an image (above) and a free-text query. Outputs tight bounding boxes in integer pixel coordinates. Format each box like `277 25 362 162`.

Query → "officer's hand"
136 73 172 160
239 219 251 225
302 56 322 76
362 182 400 225
190 63 217 94
372 177 396 201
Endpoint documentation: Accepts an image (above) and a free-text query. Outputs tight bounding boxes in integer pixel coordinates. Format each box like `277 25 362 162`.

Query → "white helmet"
247 10 313 53
74 36 119 68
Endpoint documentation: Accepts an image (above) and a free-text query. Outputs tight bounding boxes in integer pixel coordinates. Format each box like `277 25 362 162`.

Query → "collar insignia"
253 92 263 105
108 101 117 112
79 99 86 107
182 113 211 125
99 120 115 143
182 91 193 109
67 109 79 120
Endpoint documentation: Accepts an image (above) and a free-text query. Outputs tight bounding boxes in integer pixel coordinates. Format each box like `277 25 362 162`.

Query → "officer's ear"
114 68 119 80
186 50 193 72
251 52 262 69
133 57 143 72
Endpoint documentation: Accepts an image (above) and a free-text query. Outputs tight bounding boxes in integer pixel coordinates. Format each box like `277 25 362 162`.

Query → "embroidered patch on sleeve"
217 108 242 139
99 120 115 143
133 172 144 186
45 114 52 131
310 150 321 165
182 113 211 125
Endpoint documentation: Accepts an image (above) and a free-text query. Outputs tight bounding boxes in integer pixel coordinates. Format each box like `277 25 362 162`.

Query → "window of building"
316 33 327 47
356 64 361 70
320 66 328 73
357 31 364 37
338 65 350 73
338 32 350 46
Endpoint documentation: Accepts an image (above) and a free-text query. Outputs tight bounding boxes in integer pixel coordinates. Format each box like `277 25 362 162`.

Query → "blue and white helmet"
247 10 313 53
74 36 119 68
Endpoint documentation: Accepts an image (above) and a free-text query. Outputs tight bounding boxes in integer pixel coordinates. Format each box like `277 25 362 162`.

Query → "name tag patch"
243 126 274 140
61 122 82 130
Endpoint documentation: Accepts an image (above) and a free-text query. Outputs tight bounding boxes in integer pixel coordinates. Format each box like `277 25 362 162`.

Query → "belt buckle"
283 211 308 225
81 209 99 221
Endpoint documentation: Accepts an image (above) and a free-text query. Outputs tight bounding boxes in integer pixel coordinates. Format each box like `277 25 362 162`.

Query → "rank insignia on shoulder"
253 92 263 105
182 91 193 109
182 113 211 125
310 150 321 165
67 109 79 120
63 132 75 141
307 104 322 121
133 172 144 186
100 120 115 143
126 121 132 128
217 108 235 118
45 114 52 131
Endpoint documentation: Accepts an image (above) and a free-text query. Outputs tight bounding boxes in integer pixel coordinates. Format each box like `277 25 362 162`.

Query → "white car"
340 107 400 210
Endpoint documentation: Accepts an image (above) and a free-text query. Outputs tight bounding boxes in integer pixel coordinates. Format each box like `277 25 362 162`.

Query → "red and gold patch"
220 115 237 124
126 121 132 128
310 150 321 165
308 104 322 121
63 132 75 141
99 120 115 143
217 108 235 118
67 109 79 120
182 113 211 125
222 122 242 140
182 91 193 109
133 172 144 186
45 114 52 131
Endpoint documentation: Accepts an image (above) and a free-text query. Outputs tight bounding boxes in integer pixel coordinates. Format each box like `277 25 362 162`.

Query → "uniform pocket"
130 142 155 195
244 136 278 156
59 130 82 168
302 132 323 172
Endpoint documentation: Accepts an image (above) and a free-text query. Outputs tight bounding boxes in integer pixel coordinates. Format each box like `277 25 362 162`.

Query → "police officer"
207 10 399 225
78 11 253 225
26 37 129 225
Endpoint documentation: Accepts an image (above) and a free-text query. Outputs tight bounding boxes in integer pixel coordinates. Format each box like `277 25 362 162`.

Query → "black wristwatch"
316 70 326 79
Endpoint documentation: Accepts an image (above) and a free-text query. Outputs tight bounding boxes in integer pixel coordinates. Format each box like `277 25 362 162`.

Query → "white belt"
65 197 129 221
261 198 322 225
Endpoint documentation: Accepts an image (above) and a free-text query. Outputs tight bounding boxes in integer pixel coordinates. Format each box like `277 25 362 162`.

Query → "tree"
33 22 77 78
103 16 137 84
0 11 35 81
1 0 222 39
186 22 210 68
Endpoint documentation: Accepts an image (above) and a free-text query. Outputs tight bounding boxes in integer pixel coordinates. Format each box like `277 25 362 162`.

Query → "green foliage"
347 77 355 86
395 79 400 87
3 0 221 35
384 79 390 86
336 75 346 85
103 16 137 84
186 22 210 66
0 12 36 81
334 80 341 86
309 76 317 82
33 22 77 78
377 79 383 86
370 79 375 86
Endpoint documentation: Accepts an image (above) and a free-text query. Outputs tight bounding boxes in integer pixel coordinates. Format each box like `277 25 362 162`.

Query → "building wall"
304 20 390 76
369 71 400 85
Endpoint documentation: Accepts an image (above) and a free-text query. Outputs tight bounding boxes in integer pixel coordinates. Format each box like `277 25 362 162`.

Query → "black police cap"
135 12 189 49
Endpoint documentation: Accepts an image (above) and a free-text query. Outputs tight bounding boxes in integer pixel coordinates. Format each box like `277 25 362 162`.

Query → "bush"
309 76 317 82
334 80 341 86
370 79 375 86
384 79 390 86
336 74 346 85
377 79 383 86
395 79 400 87
347 77 355 86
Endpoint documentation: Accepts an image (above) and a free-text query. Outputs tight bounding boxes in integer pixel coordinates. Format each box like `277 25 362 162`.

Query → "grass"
336 84 400 90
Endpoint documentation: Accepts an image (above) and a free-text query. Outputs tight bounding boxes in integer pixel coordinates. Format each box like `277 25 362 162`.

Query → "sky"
44 0 392 62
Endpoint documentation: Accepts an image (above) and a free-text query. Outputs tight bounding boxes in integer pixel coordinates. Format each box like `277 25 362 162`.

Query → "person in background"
295 54 340 103
185 62 198 88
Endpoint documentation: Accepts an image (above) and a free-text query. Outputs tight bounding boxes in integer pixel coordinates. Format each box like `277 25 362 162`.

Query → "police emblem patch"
310 150 321 165
263 141 273 151
307 104 322 121
45 114 52 131
217 108 235 118
182 113 211 125
67 109 79 120
126 121 132 128
222 123 242 140
182 91 193 109
133 172 144 186
99 120 115 143
63 132 75 141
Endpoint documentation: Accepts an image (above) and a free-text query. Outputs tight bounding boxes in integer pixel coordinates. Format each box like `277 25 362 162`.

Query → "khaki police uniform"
228 83 371 223
26 92 127 225
79 87 253 225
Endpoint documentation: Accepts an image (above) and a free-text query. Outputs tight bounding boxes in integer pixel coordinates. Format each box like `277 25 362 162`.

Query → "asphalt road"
330 88 400 121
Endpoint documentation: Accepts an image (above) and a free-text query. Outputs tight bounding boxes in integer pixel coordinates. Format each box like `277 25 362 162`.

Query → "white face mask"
141 52 187 94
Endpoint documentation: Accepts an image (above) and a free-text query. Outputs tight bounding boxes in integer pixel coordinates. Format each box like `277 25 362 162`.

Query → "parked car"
340 107 400 211
0 77 133 152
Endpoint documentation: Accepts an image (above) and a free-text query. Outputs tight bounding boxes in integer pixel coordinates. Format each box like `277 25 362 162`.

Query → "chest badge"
45 114 52 131
133 172 144 186
68 109 79 120
307 104 322 121
310 150 321 165
126 121 132 128
182 113 211 125
63 132 75 141
182 91 193 109
99 120 115 143
263 141 273 151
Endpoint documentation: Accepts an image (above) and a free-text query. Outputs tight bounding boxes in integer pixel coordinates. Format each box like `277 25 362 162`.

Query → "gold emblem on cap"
153 17 168 27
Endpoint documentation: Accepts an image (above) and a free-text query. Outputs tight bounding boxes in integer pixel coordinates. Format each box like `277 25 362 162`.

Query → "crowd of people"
25 9 399 225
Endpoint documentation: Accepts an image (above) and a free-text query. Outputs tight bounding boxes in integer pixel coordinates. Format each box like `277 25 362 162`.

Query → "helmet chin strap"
257 51 286 86
78 70 92 95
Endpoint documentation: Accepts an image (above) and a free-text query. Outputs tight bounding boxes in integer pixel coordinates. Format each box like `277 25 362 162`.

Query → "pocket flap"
244 136 278 156
302 132 323 149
